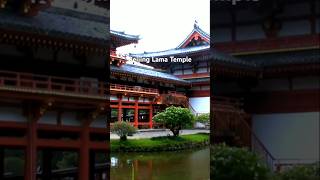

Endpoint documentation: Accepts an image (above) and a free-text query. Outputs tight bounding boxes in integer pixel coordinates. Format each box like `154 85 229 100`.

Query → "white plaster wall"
279 20 311 36
184 69 193 74
213 28 232 43
236 25 265 41
61 112 81 126
197 67 208 73
90 116 107 128
0 107 26 122
110 95 118 101
252 112 320 160
189 97 210 114
38 111 57 125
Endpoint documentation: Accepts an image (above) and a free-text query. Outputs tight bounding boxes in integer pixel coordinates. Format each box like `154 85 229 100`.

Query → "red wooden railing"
212 96 277 171
0 70 107 97
110 84 159 95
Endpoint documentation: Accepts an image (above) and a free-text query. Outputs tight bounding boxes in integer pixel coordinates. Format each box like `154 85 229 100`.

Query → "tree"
153 106 194 136
111 121 137 141
195 113 210 123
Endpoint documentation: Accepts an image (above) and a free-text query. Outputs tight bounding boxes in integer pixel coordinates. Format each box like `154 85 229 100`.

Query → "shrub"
153 106 194 136
111 121 137 141
195 113 210 123
211 144 270 180
278 162 319 180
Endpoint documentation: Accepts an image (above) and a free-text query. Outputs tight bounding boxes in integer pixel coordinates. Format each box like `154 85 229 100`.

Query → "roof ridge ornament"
194 20 199 29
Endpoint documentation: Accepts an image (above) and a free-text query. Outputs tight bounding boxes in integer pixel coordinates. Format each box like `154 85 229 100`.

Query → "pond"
110 147 210 180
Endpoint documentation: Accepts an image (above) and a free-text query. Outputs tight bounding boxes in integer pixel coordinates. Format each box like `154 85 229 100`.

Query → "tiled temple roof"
176 24 210 48
111 64 190 86
130 45 210 58
238 49 320 67
0 7 108 45
130 45 257 69
111 30 140 42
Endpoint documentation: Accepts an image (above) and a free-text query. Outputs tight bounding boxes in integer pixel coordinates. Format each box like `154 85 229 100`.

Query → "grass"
111 133 209 152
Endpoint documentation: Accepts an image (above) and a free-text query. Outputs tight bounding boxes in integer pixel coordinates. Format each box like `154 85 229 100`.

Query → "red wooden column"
79 118 91 180
42 149 53 180
117 95 122 122
149 105 153 129
25 105 39 180
134 97 139 128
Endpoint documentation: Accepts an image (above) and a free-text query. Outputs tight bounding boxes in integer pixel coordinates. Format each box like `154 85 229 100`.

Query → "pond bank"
111 133 209 152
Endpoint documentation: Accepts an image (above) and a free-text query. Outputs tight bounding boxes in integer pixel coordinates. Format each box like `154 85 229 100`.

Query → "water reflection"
111 147 209 180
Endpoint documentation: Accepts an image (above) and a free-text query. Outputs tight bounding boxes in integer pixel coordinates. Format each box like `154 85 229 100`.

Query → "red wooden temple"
130 23 212 116
110 30 191 128
210 0 320 171
0 1 109 179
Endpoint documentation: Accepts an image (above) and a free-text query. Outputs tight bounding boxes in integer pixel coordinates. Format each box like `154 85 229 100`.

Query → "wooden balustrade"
0 70 107 97
110 84 159 95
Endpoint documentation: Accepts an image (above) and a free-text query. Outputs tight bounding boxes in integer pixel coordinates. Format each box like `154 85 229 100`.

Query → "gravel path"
110 129 209 139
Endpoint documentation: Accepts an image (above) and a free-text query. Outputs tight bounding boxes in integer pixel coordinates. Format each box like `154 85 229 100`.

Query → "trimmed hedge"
111 133 209 152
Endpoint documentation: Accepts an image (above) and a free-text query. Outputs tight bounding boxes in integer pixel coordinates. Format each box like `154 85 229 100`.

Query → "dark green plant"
153 106 194 136
111 121 137 141
211 144 270 180
278 162 319 180
195 113 210 123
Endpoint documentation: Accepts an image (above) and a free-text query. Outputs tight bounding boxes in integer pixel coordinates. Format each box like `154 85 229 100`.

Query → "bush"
111 121 137 141
153 106 194 136
195 113 210 123
211 144 270 180
278 162 319 180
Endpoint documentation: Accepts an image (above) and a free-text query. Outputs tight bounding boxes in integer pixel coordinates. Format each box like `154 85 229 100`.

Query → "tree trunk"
120 135 127 141
171 128 180 137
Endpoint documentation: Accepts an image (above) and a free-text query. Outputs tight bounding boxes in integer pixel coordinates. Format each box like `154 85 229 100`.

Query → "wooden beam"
37 139 81 149
89 142 109 150
0 137 27 146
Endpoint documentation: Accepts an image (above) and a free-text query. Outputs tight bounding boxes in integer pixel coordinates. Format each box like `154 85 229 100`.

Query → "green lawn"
111 133 209 152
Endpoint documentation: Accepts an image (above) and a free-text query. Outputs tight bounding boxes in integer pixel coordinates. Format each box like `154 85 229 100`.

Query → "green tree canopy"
111 121 137 141
153 106 194 136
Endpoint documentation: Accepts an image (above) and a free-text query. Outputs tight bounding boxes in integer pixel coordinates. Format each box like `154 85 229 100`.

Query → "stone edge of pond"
110 140 210 153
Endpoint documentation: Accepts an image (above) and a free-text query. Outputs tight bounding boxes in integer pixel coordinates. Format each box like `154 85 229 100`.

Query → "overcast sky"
110 0 210 54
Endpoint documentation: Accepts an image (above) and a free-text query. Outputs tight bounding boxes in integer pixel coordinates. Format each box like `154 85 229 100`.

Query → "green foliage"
211 144 270 180
153 106 195 136
5 157 24 176
195 113 210 123
111 121 137 141
111 133 209 152
277 162 320 180
56 152 78 169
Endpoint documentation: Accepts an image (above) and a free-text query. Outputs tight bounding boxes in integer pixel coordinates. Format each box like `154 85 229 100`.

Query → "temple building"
130 23 212 116
0 1 109 179
211 0 319 171
110 30 190 128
